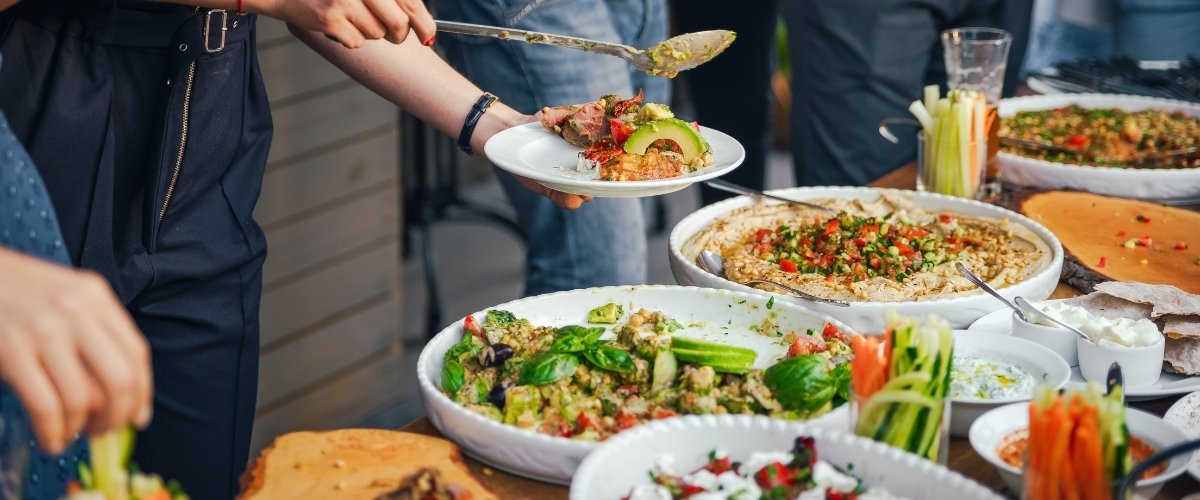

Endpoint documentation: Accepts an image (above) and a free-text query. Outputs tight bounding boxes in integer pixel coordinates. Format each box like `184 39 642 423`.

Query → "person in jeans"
432 0 670 295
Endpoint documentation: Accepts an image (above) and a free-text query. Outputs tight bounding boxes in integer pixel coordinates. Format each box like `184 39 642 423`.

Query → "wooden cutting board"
1018 191 1200 294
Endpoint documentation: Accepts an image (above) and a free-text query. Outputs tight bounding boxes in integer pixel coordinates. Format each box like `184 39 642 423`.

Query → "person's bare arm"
153 0 435 48
291 27 590 209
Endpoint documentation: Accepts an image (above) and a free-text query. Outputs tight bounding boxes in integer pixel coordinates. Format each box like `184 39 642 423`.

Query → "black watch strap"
457 92 499 155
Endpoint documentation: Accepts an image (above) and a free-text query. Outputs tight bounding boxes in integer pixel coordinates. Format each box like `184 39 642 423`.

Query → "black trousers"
782 0 1033 186
0 2 271 499
673 0 780 205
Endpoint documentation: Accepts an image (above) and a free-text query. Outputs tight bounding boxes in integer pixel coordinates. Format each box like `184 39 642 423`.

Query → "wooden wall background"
249 18 405 455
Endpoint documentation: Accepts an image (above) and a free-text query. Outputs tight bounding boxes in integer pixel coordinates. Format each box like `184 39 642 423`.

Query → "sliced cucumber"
651 349 678 393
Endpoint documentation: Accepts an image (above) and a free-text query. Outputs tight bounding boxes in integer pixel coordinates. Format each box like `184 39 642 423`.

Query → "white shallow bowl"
969 402 1190 498
669 186 1064 332
417 285 855 484
484 122 745 198
998 93 1200 204
949 331 1071 438
572 414 1002 499
1012 310 1080 366
1163 391 1200 481
1077 336 1166 388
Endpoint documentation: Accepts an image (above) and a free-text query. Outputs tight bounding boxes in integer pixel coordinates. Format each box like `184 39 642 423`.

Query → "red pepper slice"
1176 242 1189 250
779 258 799 273
1138 235 1153 247
1098 256 1108 268
609 118 634 146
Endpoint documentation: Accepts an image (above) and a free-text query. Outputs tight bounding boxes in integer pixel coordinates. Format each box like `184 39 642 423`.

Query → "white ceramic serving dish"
417 285 855 484
668 186 1064 332
969 402 1190 498
970 304 1200 401
1012 310 1080 366
998 93 1200 204
949 331 1071 438
1077 335 1166 388
484 122 745 198
1163 391 1200 481
571 414 1002 499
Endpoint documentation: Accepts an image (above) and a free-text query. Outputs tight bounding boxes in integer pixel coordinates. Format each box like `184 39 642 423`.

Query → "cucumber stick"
668 336 756 372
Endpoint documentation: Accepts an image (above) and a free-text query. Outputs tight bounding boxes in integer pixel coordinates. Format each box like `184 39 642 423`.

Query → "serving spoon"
435 21 736 77
955 262 1028 321
1013 296 1090 341
697 250 850 307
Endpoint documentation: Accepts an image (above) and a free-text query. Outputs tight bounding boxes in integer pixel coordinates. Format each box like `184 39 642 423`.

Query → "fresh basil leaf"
445 333 480 362
831 361 852 406
519 352 579 385
764 355 835 413
584 343 636 374
442 359 465 396
551 325 605 352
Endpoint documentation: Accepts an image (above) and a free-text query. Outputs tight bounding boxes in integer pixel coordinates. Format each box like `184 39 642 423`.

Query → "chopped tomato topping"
779 258 798 273
754 462 794 490
680 484 707 497
938 214 955 224
853 237 867 248
1136 214 1151 224
1138 235 1153 247
822 220 840 237
1176 242 1189 250
1098 256 1108 268
614 410 639 430
755 228 772 242
705 455 733 474
822 323 843 340
576 412 600 433
651 408 677 420
1066 134 1090 148
788 334 828 357
464 315 483 338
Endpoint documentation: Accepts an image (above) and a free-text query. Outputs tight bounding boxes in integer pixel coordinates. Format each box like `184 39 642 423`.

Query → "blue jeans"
435 0 670 295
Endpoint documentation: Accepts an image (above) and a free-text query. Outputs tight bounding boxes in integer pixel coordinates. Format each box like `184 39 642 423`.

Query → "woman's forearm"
290 27 528 152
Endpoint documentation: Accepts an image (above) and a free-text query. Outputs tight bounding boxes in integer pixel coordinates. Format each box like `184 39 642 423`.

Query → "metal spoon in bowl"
703 180 837 214
1013 296 1090 341
955 262 1027 321
697 250 850 307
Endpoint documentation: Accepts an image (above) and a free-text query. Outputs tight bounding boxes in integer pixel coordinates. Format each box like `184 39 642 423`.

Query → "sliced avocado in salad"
587 302 623 324
637 102 674 122
623 118 709 162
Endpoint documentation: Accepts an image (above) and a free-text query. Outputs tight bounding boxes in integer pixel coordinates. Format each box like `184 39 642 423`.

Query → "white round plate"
1164 391 1200 481
417 285 855 484
998 94 1200 204
669 186 1064 332
968 304 1200 400
484 122 745 198
571 414 1001 500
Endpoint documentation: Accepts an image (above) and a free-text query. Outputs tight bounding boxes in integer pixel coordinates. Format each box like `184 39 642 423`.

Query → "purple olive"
487 383 509 408
479 343 515 368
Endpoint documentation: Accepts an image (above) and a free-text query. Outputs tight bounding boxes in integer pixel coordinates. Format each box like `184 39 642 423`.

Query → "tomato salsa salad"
1000 105 1200 169
539 91 716 181
440 304 851 441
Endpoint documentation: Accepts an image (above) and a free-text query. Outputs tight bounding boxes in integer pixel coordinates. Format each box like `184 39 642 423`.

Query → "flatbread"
1062 292 1154 321
239 429 495 500
1164 315 1200 340
1093 282 1200 318
1165 338 1200 375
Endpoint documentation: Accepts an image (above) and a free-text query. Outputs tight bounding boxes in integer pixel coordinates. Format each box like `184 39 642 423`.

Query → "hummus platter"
670 187 1063 331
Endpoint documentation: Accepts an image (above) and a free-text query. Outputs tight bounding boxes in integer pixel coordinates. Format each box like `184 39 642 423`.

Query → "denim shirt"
0 54 87 500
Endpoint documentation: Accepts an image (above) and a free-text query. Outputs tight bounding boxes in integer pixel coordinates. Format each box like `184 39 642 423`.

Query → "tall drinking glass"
942 27 1012 198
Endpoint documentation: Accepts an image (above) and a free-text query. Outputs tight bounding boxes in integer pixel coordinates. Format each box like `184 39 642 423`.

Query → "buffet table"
400 166 1200 499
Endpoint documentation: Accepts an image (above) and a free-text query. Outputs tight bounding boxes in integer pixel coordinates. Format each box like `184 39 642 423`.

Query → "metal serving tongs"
704 179 836 214
435 21 736 77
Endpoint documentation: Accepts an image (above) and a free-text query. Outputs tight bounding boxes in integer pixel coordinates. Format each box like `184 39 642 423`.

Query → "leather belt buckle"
204 9 228 53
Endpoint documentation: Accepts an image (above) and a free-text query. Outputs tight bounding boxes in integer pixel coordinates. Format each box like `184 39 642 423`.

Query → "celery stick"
957 98 972 197
924 84 939 114
909 100 934 131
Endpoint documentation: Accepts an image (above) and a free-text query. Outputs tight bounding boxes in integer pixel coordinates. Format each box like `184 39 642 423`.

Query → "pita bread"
240 429 495 500
1062 292 1154 321
1163 315 1200 340
1165 338 1200 375
1093 282 1200 318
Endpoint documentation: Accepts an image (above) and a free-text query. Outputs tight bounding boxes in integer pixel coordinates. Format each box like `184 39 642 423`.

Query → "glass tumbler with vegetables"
850 311 954 463
909 84 989 200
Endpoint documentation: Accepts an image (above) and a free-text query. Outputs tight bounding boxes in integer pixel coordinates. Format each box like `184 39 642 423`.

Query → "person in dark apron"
0 1 583 498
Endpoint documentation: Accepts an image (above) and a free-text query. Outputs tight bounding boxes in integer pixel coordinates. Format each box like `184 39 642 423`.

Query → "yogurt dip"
951 356 1038 400
1032 301 1163 348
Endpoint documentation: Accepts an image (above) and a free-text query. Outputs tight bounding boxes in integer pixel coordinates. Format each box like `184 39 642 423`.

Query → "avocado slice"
587 302 623 324
623 118 709 162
